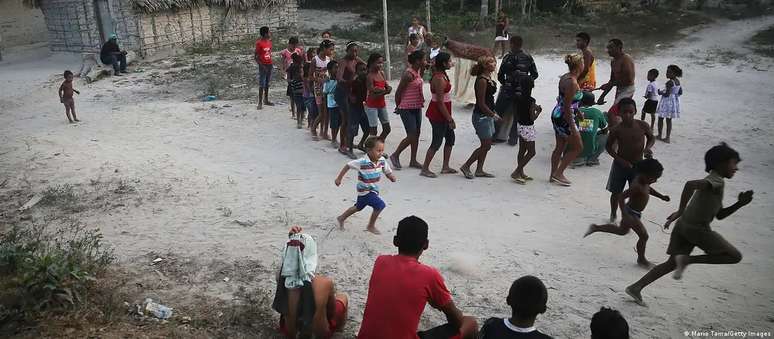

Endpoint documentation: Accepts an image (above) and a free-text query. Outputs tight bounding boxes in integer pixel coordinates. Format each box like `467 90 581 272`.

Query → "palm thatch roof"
130 0 287 13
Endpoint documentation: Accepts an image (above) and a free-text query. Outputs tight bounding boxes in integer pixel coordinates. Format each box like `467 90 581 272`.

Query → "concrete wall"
0 0 48 46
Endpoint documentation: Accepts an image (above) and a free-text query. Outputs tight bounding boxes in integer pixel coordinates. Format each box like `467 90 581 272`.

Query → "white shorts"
518 125 536 142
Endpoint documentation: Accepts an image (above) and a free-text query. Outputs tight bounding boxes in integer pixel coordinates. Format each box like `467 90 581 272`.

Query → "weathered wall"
0 0 48 46
138 0 297 56
37 0 297 55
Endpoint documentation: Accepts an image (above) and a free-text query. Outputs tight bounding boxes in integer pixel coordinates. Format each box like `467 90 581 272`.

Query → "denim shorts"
398 108 422 135
355 192 385 211
257 63 273 88
472 111 495 139
305 96 318 122
365 106 389 127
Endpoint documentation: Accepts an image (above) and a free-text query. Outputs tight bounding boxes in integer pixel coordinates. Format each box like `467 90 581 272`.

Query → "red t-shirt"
357 255 453 339
255 39 273 65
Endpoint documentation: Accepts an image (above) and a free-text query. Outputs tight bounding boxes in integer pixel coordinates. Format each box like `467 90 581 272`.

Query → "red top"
255 39 273 65
280 47 302 69
426 72 452 123
357 255 453 339
366 78 387 108
397 68 425 110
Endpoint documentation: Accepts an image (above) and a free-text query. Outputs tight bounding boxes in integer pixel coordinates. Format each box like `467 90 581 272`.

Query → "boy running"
585 158 670 268
335 137 396 234
605 98 655 222
626 143 752 306
58 70 80 123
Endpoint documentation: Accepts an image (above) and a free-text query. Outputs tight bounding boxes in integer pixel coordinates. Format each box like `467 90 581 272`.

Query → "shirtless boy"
58 70 80 123
605 98 654 222
597 39 635 126
585 158 670 267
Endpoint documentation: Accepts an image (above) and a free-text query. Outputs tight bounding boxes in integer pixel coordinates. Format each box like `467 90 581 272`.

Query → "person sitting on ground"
273 226 348 339
480 275 553 338
358 215 478 339
100 34 128 76
590 307 629 339
573 92 608 167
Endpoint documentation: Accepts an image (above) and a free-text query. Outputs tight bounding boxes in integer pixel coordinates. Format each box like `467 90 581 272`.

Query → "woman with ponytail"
549 54 585 186
460 56 500 179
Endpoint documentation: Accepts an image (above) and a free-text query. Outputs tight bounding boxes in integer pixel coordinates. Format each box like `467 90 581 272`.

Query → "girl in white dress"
656 64 683 143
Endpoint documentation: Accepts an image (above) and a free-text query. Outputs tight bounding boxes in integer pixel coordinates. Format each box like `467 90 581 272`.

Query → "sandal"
420 170 437 178
440 168 458 174
514 177 527 185
475 172 495 178
460 167 474 179
550 176 572 187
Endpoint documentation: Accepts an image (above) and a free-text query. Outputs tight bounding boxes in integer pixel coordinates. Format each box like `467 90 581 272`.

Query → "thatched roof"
130 0 287 13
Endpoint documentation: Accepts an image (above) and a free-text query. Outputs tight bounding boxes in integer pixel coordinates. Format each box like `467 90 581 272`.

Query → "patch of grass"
39 184 80 212
0 222 115 314
750 25 774 58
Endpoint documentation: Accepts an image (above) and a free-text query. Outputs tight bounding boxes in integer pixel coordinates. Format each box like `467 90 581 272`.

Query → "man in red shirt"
255 26 274 110
357 216 478 339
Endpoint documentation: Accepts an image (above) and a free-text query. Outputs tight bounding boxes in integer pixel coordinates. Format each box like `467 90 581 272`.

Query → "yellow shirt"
580 58 597 91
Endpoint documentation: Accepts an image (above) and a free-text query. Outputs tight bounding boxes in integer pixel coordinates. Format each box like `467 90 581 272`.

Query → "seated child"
590 307 629 339
573 92 607 167
480 275 553 339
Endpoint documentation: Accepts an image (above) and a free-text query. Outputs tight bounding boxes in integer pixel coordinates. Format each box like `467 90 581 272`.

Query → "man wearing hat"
100 33 128 76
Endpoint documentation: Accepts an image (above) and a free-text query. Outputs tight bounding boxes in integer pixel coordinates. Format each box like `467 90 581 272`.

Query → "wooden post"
426 0 431 32
382 0 391 81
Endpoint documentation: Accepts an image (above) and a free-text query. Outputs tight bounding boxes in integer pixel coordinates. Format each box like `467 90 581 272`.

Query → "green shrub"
0 222 114 311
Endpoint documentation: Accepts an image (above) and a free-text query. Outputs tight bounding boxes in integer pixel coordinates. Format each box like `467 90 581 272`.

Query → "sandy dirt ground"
1 13 774 339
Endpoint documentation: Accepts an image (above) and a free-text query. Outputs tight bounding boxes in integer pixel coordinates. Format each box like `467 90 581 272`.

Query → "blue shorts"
257 63 273 88
355 192 385 211
305 96 318 122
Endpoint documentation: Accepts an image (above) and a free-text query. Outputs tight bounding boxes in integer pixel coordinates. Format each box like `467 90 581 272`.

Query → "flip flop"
513 177 527 185
441 168 458 174
475 172 495 178
551 176 572 187
523 175 534 181
420 171 437 178
460 167 474 179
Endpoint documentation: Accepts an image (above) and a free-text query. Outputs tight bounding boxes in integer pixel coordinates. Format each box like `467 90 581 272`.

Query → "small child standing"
656 65 683 143
58 70 80 123
585 158 670 268
303 48 318 129
281 37 303 119
287 53 306 129
335 137 396 234
640 68 659 128
480 275 553 339
573 92 608 167
590 307 629 339
323 61 341 148
626 143 752 306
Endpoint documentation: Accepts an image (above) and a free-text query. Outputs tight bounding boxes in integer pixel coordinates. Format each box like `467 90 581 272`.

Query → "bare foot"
584 224 597 238
68 120 74 123
625 285 646 306
265 101 275 106
609 214 617 223
337 215 345 229
74 119 80 122
663 137 671 144
257 105 263 110
366 227 381 235
637 258 654 269
440 167 458 174
673 254 689 280
409 162 423 169
321 134 331 140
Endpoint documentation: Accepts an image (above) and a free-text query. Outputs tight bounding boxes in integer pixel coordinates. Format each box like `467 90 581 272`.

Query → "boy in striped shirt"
335 137 396 234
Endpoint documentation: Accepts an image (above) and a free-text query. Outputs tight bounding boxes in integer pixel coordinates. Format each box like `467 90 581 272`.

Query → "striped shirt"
398 68 425 110
347 156 393 196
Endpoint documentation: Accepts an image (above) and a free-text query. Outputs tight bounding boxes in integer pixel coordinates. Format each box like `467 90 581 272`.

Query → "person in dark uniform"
494 36 538 145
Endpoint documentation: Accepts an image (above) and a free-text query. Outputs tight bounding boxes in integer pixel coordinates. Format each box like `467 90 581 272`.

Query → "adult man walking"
596 38 635 127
